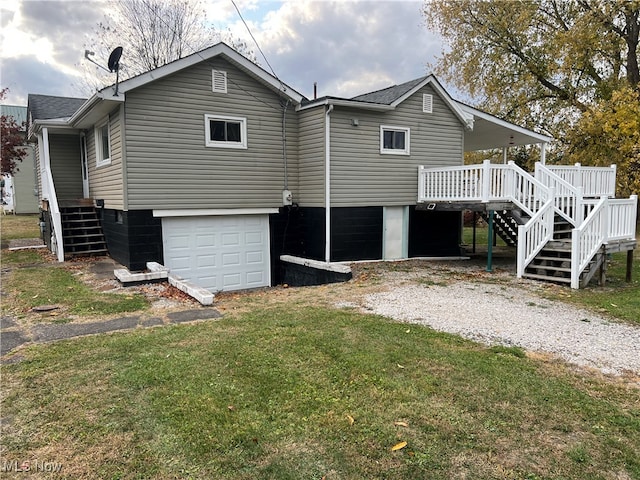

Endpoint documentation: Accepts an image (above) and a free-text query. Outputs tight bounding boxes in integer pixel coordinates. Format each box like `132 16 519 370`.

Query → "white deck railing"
546 163 616 198
419 160 551 274
418 161 637 289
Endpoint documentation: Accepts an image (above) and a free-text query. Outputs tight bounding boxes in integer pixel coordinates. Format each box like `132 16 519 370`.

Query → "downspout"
41 127 64 262
325 104 334 262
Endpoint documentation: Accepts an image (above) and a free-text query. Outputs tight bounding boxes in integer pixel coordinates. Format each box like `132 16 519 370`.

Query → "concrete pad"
32 316 140 343
167 309 222 323
1 330 29 356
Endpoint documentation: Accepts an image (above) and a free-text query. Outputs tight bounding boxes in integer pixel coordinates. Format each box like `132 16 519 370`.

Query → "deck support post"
486 210 494 272
472 211 477 254
627 250 634 283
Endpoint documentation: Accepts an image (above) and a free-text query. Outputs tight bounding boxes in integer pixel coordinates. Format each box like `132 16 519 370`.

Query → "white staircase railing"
534 163 584 225
517 196 555 278
40 128 65 262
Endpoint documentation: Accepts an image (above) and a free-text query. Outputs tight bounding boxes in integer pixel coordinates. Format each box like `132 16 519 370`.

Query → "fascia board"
296 98 395 112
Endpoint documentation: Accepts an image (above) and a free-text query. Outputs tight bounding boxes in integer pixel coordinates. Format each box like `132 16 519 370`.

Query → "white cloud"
245 0 441 99
2 0 448 106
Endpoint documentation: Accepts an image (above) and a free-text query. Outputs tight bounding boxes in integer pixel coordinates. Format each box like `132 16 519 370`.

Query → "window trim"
204 114 247 149
95 116 111 167
380 125 410 155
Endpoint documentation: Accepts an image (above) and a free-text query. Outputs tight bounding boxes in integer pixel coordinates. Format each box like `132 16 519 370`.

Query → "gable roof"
300 75 474 129
96 42 306 104
350 76 429 104
0 105 27 130
27 94 86 121
68 42 306 129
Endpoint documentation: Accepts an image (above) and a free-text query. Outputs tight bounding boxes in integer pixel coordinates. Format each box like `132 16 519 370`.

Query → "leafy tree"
1 88 27 176
424 0 640 193
80 0 254 93
568 86 640 194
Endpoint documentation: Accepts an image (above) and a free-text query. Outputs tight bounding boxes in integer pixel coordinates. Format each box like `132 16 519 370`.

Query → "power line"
229 0 280 83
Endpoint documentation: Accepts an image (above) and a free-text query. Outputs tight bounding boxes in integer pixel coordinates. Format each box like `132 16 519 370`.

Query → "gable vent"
212 70 227 93
423 94 433 113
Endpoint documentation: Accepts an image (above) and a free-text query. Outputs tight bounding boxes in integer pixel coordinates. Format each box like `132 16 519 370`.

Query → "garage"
162 215 271 292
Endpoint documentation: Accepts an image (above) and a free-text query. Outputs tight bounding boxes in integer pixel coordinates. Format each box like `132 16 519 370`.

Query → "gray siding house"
27 42 551 292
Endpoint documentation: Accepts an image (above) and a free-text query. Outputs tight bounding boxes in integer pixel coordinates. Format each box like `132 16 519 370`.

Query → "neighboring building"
1 105 39 214
29 42 588 292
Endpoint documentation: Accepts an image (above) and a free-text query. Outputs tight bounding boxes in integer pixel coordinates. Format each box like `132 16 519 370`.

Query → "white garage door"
162 215 270 292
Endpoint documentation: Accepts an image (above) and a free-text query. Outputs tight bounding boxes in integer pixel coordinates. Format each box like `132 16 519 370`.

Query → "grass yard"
1 215 639 479
2 306 639 479
1 215 149 321
0 213 40 248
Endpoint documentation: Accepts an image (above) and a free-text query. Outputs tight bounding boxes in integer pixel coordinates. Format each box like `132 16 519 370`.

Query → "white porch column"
502 147 508 164
540 142 547 165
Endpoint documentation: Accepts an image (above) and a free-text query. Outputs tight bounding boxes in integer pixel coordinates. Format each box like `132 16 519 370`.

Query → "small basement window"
204 114 247 149
380 125 410 155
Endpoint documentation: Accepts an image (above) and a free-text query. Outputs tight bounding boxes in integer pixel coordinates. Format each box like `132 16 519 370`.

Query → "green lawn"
0 213 40 248
2 306 639 479
2 215 639 479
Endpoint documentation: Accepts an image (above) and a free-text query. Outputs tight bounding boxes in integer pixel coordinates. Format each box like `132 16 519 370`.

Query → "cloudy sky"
0 0 448 106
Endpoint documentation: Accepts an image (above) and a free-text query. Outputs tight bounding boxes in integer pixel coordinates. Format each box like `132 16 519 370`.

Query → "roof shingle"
350 76 429 104
27 94 86 121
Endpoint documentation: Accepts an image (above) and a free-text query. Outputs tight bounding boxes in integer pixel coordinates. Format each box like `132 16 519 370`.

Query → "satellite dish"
107 47 123 73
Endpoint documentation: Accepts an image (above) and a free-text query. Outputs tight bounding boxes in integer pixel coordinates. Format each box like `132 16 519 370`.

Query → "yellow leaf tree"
424 0 639 192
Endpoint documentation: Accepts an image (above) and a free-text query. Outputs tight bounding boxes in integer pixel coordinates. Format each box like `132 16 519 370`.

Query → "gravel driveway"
363 280 640 376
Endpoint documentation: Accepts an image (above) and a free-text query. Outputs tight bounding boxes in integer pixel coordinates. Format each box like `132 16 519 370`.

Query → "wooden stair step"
522 273 572 284
527 265 572 273
533 255 571 263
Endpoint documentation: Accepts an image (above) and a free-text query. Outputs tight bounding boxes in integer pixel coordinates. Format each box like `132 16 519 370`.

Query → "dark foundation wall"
331 207 383 262
100 209 163 271
408 209 462 257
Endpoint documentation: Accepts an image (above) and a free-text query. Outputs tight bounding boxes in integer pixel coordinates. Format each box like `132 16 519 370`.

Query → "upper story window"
380 125 410 155
95 117 111 167
205 114 247 149
212 70 227 93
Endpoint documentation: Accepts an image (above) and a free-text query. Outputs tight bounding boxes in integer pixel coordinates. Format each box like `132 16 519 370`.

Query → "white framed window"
380 125 410 155
204 114 247 149
423 93 433 113
212 70 227 93
95 117 111 167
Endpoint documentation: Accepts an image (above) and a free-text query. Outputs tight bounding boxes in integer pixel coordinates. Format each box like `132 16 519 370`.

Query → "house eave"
28 118 77 140
458 102 553 150
297 97 395 112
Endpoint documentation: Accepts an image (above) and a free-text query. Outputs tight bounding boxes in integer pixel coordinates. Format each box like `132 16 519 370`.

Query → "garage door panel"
246 251 263 264
246 271 265 286
163 215 270 292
